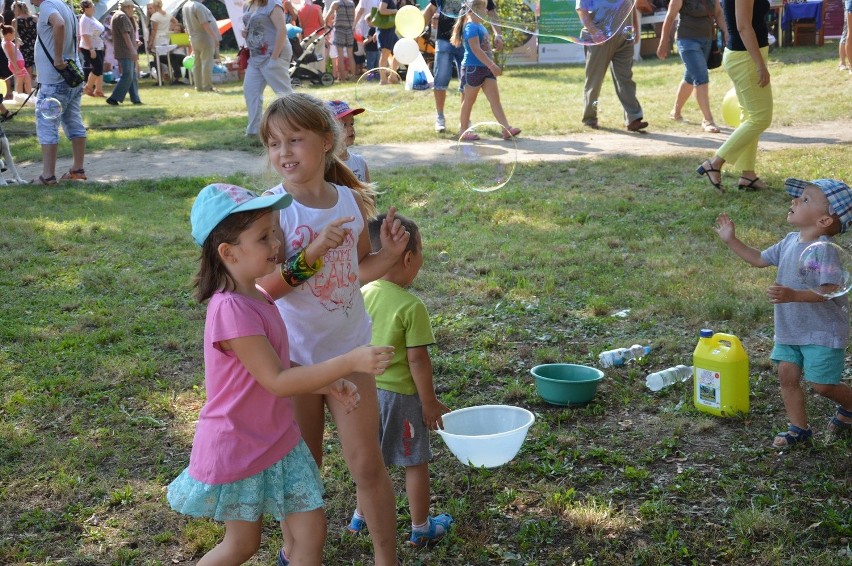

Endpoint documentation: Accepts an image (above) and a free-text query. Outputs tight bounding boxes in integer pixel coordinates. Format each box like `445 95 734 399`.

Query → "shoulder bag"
707 38 723 69
37 17 84 87
369 6 396 30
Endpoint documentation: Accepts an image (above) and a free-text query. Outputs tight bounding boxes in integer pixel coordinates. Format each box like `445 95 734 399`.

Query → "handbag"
707 39 723 70
369 6 396 30
37 22 84 87
237 46 250 71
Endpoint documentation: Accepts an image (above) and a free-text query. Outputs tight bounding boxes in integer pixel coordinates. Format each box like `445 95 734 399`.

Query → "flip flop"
502 127 521 140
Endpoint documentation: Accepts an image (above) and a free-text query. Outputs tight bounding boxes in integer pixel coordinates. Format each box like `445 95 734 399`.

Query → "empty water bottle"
598 344 651 368
646 365 693 391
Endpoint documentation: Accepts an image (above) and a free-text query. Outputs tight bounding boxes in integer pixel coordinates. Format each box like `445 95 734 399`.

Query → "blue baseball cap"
190 183 292 246
785 178 852 234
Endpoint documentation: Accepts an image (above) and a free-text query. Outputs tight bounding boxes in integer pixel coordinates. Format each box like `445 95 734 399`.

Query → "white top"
79 14 106 50
149 10 173 46
264 182 373 365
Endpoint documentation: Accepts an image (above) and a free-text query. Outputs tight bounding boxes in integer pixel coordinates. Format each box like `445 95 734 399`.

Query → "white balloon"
393 37 421 66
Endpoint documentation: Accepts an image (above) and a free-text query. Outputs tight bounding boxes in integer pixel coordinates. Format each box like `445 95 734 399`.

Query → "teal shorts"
771 343 845 385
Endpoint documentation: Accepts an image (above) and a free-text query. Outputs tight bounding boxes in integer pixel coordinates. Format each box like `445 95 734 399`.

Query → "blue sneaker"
277 549 289 566
347 513 367 534
408 513 454 547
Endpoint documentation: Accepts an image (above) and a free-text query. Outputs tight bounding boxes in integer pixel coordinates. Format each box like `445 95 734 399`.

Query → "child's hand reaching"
325 378 361 413
714 213 736 243
347 345 395 375
306 216 354 264
379 206 410 258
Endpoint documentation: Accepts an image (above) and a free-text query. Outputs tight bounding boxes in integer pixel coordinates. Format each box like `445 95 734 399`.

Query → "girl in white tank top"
257 93 409 566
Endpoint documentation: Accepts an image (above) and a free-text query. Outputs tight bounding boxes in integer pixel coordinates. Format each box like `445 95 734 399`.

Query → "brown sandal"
32 175 58 186
60 169 87 181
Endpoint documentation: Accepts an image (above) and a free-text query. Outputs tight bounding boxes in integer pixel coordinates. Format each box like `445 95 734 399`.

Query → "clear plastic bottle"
645 365 693 391
598 344 651 368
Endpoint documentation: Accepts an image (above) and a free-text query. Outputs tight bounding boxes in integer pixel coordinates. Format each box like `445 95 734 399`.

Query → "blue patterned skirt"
167 440 324 522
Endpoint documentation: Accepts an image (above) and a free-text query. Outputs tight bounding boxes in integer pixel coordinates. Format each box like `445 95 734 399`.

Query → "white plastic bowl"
436 405 535 468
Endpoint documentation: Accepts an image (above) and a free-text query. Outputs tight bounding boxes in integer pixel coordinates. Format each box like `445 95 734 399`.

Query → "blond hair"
260 93 378 219
451 0 488 47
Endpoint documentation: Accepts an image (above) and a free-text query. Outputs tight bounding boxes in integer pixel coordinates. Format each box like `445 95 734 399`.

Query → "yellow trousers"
717 46 773 172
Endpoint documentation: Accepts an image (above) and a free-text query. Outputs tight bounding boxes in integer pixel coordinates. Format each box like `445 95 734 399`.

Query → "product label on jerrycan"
695 367 721 408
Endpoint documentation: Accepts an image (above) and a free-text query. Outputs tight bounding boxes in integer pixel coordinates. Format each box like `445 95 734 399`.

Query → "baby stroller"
290 28 335 87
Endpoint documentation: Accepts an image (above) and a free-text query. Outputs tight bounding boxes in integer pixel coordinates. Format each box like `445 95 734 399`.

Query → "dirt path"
9 120 852 183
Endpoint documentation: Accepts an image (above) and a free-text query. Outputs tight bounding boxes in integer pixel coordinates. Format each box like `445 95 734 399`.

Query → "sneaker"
347 513 366 534
434 115 446 132
277 549 289 566
106 98 119 106
408 514 453 547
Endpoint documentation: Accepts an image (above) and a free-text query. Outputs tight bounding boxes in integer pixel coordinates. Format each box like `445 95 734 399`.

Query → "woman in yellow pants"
696 0 772 193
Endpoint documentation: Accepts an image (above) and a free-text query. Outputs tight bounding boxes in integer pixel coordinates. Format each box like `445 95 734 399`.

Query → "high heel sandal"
696 160 724 193
738 176 767 191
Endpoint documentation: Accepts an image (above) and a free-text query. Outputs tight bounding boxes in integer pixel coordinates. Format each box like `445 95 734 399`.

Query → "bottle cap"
700 329 713 338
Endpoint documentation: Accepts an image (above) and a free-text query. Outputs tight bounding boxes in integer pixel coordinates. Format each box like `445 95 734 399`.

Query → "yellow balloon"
0 79 7 97
395 5 425 40
721 87 748 128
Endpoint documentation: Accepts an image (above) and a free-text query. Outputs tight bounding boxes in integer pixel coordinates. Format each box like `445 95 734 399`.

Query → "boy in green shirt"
347 213 454 546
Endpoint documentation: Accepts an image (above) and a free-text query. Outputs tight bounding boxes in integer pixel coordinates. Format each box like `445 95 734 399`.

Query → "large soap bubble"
354 68 406 113
456 0 636 47
37 97 63 120
455 122 518 192
798 241 852 299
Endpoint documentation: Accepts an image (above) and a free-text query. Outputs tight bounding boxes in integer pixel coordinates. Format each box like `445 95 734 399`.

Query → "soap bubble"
622 25 635 41
437 0 470 19
438 250 450 264
455 122 517 193
355 68 406 113
798 241 852 299
37 97 62 120
468 0 636 46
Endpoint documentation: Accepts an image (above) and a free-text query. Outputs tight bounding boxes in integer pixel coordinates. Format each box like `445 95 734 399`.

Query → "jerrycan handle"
710 332 743 351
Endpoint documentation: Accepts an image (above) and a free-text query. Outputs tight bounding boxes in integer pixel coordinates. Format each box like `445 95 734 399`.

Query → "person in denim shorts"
31 0 87 185
422 0 500 132
657 0 727 133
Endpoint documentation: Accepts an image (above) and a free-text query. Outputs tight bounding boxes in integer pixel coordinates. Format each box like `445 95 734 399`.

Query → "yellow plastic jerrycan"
693 329 750 417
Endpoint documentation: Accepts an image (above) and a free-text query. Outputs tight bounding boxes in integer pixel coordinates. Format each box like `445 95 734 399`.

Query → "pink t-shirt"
188 289 301 485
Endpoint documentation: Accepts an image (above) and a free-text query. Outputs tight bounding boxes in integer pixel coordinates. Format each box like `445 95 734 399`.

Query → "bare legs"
459 79 514 134
285 373 398 566
671 81 717 126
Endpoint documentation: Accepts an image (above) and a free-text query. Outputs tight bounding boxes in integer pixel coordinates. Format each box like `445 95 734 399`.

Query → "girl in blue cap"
167 183 395 565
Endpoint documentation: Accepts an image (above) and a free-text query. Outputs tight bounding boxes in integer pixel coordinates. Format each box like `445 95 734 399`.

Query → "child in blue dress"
167 183 395 565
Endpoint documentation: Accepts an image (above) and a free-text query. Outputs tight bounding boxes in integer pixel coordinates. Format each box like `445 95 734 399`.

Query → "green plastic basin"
530 363 604 406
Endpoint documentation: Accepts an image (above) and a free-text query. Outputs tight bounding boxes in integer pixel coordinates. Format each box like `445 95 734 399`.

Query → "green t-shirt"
362 279 435 395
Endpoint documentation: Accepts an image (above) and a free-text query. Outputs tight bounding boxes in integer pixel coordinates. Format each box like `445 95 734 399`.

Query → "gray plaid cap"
785 178 852 234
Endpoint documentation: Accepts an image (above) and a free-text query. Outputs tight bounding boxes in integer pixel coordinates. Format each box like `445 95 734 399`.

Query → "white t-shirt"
264 183 372 365
149 10 173 46
79 14 105 50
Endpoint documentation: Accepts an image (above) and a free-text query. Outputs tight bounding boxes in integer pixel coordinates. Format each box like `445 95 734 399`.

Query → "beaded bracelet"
280 248 323 287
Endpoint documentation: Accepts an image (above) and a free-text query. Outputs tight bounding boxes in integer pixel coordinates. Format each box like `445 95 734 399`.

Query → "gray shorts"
377 389 432 467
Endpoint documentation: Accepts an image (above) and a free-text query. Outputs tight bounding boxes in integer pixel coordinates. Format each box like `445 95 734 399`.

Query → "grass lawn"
1 43 851 565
